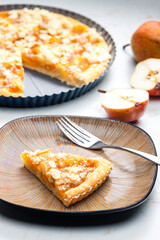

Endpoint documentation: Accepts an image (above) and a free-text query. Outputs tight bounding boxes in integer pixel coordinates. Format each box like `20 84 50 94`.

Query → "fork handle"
102 144 159 165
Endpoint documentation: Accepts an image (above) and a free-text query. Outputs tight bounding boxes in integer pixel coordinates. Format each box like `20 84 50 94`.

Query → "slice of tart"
0 42 24 97
21 149 112 207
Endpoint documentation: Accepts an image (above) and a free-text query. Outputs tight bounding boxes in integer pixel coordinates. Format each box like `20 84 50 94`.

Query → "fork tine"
64 116 96 138
60 117 90 141
56 121 84 145
58 119 87 143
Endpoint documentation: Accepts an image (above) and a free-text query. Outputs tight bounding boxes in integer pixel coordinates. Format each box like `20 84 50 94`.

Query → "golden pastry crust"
0 8 111 96
21 149 112 207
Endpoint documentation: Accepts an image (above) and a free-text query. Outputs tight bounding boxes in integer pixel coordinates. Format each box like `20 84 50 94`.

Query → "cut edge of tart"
21 149 112 207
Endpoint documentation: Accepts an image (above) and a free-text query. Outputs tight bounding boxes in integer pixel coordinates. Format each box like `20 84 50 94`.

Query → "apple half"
130 58 160 96
102 88 149 122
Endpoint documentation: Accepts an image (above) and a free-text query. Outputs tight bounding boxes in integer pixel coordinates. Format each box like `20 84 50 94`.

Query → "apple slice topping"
130 58 160 96
101 88 149 122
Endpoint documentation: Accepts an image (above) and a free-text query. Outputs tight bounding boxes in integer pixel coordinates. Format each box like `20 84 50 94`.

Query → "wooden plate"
0 116 157 214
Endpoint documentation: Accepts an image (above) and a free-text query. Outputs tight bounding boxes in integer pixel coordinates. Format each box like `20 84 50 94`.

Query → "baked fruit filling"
0 43 24 97
0 8 112 97
21 149 112 207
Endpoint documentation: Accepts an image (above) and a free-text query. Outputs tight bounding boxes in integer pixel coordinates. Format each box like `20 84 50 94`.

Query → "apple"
131 21 160 62
101 88 149 122
130 58 160 96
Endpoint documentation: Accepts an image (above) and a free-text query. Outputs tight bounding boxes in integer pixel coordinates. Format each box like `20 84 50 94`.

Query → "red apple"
131 21 160 62
101 88 149 122
130 58 160 96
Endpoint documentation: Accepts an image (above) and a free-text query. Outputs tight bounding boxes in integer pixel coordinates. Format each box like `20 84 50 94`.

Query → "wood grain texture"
0 116 157 213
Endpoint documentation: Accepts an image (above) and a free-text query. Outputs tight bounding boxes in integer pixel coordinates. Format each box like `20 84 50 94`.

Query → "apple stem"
123 43 131 51
98 89 107 93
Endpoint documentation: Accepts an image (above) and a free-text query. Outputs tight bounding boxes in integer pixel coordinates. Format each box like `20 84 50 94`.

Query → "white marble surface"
0 0 160 239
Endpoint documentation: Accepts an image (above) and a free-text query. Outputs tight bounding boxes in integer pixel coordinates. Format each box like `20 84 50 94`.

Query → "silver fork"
56 117 160 165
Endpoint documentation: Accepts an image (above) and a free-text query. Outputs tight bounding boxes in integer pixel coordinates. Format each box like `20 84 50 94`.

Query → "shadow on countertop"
0 199 147 227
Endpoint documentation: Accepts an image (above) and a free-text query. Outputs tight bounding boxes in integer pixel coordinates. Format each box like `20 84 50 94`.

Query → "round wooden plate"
0 116 157 214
